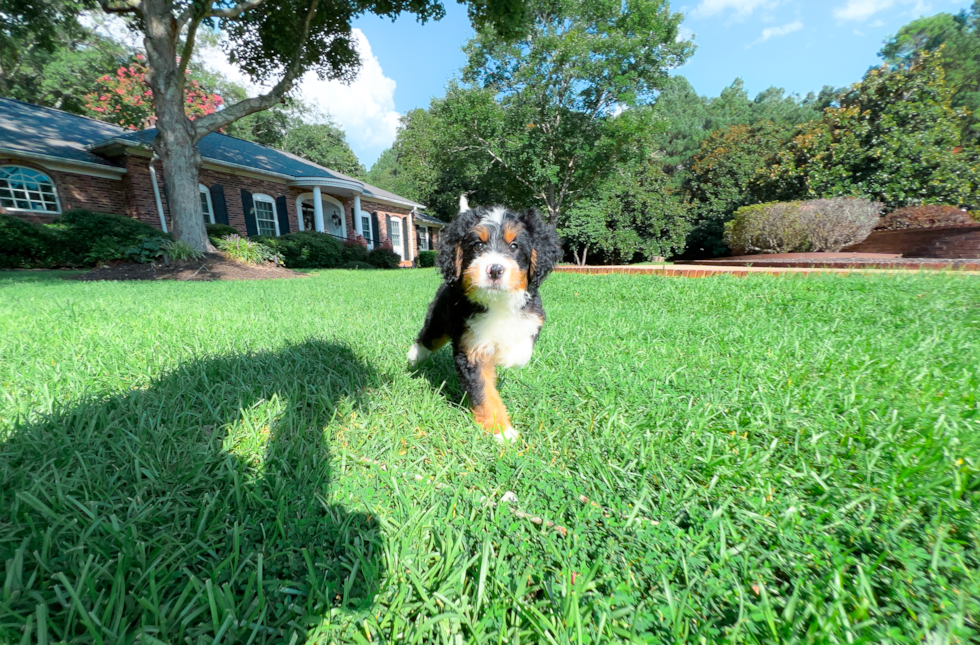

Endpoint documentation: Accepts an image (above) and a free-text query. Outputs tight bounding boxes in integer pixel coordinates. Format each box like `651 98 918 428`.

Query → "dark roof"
0 97 423 208
109 128 424 208
414 212 446 227
0 97 126 168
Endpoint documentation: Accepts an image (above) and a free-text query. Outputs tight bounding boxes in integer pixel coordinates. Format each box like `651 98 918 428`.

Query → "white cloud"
747 20 803 47
692 0 778 18
870 19 885 27
200 29 400 161
833 0 930 22
854 29 866 35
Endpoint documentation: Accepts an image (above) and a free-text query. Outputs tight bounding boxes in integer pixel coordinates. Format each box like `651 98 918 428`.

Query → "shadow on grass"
412 347 511 410
0 340 383 643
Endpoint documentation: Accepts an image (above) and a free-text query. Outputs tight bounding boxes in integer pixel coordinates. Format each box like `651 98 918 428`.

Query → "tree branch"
211 0 269 19
191 0 318 138
100 0 141 13
176 12 204 94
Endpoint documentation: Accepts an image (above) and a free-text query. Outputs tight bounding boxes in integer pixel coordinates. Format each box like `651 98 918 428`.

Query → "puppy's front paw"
493 427 519 444
407 343 430 367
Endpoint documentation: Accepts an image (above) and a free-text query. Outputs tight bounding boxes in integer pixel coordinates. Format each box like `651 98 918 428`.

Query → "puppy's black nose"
488 264 505 280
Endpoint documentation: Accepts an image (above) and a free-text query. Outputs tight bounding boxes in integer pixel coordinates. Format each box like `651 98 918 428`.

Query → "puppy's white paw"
493 427 519 444
407 343 430 367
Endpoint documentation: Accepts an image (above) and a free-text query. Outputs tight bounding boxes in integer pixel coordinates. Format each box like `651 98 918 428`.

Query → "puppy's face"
459 208 532 307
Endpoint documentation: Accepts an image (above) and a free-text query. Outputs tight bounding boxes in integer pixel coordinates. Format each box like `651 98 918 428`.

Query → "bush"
206 223 239 238
216 234 276 265
54 209 170 262
122 235 167 264
0 214 60 268
417 250 437 268
876 205 976 230
84 239 126 265
725 198 881 255
339 260 376 270
367 247 402 269
163 239 204 261
342 241 370 263
258 232 343 269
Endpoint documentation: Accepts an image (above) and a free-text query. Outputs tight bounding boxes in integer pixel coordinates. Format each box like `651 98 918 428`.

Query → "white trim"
362 193 426 210
199 183 215 224
252 193 280 237
288 176 364 193
389 217 404 261
0 146 126 179
0 164 62 214
359 210 374 250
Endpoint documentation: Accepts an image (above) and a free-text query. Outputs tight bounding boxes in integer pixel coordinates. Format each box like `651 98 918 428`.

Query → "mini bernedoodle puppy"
408 197 563 442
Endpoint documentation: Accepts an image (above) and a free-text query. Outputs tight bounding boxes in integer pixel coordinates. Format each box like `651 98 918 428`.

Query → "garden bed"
71 253 305 281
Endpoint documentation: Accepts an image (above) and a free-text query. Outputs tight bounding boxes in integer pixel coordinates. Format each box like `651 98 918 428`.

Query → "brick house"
0 97 444 267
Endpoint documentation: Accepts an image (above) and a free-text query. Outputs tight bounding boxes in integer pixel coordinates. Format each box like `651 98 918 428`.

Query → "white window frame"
199 184 215 224
390 217 403 260
252 193 280 237
0 165 61 214
360 211 374 250
417 226 430 252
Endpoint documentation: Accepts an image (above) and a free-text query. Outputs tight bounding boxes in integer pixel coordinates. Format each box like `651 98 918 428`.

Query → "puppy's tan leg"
455 352 518 442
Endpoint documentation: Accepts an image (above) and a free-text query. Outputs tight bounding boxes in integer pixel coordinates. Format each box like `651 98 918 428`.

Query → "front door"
324 200 345 239
389 217 403 261
301 202 315 232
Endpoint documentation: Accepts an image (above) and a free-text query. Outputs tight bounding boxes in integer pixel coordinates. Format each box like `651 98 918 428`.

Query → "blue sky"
344 0 972 167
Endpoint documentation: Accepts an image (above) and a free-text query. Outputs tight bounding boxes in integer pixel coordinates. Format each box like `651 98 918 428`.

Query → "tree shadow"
0 340 383 643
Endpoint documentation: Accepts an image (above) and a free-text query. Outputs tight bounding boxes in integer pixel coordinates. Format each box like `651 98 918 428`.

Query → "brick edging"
554 265 980 278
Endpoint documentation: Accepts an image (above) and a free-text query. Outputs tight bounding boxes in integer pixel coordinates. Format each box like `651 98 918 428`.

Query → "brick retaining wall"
844 224 980 258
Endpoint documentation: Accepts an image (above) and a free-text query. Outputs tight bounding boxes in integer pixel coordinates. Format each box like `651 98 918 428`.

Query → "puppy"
408 197 562 442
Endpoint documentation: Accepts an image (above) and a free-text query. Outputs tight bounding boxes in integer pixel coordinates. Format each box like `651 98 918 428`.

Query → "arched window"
0 166 61 214
252 193 280 236
199 184 214 224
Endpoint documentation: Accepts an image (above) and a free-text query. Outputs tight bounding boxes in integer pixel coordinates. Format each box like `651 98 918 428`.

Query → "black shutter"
370 212 380 248
275 196 289 235
241 190 257 237
210 185 229 225
385 214 392 246
403 218 409 260
415 226 421 251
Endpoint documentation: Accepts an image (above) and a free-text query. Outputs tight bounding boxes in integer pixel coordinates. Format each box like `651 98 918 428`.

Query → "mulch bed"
71 253 305 282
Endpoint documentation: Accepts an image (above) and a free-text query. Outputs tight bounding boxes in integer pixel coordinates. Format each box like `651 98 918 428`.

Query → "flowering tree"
85 55 223 130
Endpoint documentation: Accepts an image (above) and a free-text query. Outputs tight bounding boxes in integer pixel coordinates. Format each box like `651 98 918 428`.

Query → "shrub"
725 198 881 255
876 205 975 230
339 260 376 270
163 239 204 261
258 232 343 269
0 214 59 268
216 234 276 265
417 250 437 268
122 236 168 264
342 241 370 264
206 223 239 238
55 209 170 261
85 239 126 265
367 247 402 269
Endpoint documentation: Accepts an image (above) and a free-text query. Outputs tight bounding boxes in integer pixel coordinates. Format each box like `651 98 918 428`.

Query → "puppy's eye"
475 242 485 250
509 242 519 252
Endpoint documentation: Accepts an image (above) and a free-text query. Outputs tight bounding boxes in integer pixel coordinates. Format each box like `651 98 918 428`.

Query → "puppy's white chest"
465 309 541 369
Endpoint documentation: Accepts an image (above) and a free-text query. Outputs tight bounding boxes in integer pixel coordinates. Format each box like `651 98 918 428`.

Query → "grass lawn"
1 269 978 644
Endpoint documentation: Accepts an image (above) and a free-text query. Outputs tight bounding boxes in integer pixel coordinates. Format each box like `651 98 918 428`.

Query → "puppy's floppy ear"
518 209 563 289
436 209 479 284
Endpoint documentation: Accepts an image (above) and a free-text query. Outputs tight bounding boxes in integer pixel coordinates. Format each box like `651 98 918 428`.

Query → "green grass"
1 269 978 644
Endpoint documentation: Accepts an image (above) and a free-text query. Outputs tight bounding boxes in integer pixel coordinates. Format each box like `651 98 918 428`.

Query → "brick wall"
844 224 980 259
0 156 128 223
362 200 416 267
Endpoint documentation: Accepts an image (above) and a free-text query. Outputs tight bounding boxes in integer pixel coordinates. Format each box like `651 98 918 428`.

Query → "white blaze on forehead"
480 207 508 226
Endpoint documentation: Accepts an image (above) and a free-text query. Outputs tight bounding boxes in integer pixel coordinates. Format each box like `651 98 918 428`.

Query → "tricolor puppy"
408 198 562 442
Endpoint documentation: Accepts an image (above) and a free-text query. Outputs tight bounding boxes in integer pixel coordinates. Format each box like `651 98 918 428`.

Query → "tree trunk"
142 0 212 252
581 245 588 266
